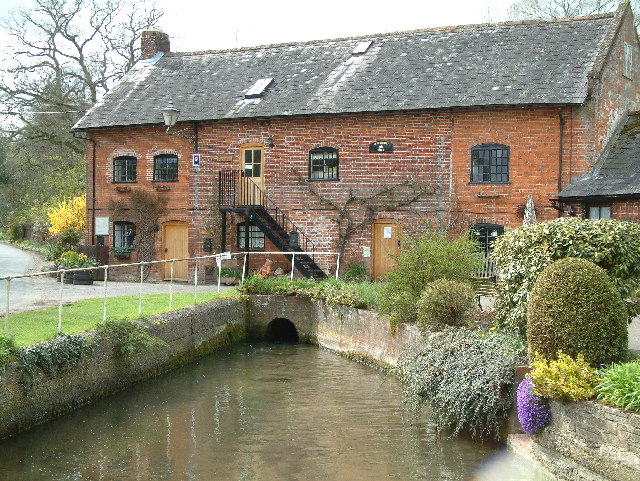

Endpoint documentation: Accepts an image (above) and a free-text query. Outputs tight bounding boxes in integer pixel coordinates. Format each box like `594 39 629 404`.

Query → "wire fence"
1 251 341 338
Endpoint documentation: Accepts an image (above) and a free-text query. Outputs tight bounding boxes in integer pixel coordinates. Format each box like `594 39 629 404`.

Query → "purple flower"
516 377 551 435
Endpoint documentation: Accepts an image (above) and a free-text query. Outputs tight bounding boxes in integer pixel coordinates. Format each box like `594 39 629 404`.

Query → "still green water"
0 343 549 480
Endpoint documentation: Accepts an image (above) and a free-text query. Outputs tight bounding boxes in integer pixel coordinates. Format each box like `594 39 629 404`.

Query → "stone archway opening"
265 318 299 343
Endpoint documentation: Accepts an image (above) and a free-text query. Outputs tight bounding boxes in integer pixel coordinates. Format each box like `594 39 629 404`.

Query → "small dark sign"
369 141 394 153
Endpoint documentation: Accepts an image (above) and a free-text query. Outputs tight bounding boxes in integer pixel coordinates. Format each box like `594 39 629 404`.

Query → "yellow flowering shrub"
528 351 597 401
48 194 86 234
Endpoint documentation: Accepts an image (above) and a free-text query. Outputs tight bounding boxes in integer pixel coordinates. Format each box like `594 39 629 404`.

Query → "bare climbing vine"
108 189 168 275
291 169 436 256
203 180 222 252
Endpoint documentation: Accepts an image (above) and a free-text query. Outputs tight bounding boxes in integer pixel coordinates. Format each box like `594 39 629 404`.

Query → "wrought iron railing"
218 170 317 253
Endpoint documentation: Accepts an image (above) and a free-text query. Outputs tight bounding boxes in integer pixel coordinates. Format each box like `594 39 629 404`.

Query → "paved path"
0 243 232 315
0 243 38 313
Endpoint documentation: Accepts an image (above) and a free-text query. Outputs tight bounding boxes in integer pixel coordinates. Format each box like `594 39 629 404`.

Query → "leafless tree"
508 0 624 20
0 0 163 152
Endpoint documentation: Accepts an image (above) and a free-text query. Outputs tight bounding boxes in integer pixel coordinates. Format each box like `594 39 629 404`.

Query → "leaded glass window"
471 144 509 183
113 156 137 183
309 147 339 180
153 154 178 182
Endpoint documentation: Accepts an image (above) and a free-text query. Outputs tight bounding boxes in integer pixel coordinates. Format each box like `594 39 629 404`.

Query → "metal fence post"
290 253 296 280
5 277 11 337
103 266 109 322
139 262 144 317
217 255 222 293
58 271 65 333
241 253 247 284
169 260 174 309
194 258 199 305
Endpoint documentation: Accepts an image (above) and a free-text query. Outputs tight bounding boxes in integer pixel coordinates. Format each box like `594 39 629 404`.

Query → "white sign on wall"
362 246 371 258
384 227 392 238
95 217 110 236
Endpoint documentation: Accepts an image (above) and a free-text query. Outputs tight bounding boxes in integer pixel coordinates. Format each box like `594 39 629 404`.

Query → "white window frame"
588 205 611 220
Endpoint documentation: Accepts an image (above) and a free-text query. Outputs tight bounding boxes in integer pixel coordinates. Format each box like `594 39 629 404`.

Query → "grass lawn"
4 290 237 347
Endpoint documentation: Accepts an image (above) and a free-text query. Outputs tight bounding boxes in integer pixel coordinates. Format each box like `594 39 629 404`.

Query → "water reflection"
0 344 550 480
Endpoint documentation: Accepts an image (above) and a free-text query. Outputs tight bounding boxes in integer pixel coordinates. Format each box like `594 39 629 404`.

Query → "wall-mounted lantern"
161 99 180 133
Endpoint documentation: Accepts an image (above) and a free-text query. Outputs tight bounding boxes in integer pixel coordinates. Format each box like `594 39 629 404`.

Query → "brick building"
557 111 640 218
73 2 640 280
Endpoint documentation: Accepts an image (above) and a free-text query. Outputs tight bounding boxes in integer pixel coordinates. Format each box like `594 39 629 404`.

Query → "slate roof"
559 113 640 200
74 12 618 130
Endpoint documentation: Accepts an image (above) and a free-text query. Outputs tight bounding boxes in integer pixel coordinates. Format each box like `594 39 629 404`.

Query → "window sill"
115 186 132 192
476 193 502 198
154 185 171 192
305 177 341 182
152 179 178 183
468 181 511 185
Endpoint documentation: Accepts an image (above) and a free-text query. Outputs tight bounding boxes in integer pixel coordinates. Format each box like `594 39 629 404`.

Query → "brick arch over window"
470 143 510 184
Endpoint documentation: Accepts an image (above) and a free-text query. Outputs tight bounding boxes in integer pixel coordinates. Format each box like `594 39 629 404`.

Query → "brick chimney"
141 30 170 60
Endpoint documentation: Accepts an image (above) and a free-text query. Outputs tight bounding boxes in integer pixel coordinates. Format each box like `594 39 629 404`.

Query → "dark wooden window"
114 222 135 249
113 156 137 183
470 144 509 183
153 154 178 182
309 147 339 180
237 223 265 251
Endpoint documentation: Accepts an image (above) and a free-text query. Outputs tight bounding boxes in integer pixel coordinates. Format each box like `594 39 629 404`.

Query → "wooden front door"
163 221 189 280
372 220 401 280
239 145 264 206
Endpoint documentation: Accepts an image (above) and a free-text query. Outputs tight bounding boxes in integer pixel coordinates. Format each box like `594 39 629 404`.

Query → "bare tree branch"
507 0 635 21
0 0 163 225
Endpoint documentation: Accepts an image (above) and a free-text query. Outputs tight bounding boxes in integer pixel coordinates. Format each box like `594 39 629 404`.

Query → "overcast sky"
158 0 516 52
0 0 516 52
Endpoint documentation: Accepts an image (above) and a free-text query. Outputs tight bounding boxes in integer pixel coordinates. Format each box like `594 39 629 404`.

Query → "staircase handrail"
219 170 317 253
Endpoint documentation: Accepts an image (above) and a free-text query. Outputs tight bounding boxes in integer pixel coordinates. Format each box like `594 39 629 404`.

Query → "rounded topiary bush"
527 257 628 367
416 279 476 328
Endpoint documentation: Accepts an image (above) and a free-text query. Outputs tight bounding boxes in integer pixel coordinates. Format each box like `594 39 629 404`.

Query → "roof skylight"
245 77 273 99
352 40 373 55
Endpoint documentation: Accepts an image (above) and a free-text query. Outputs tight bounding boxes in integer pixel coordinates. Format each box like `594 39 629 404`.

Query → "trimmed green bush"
527 257 628 367
379 231 480 327
492 218 640 334
400 327 526 440
596 361 640 412
416 279 476 328
529 352 597 401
